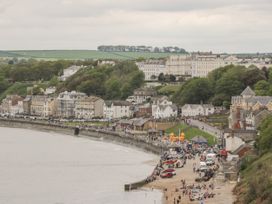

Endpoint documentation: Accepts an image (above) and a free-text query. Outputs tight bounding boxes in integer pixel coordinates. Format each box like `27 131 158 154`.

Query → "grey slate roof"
245 96 272 105
105 100 131 107
241 86 255 96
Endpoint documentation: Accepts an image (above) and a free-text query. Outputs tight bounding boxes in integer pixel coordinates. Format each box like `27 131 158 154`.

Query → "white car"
206 159 215 166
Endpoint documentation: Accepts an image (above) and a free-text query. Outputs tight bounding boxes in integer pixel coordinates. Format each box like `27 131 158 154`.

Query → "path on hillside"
188 119 224 139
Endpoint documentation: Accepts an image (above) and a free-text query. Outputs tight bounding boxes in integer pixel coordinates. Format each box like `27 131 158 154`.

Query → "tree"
49 75 59 86
158 73 165 82
215 75 245 98
32 86 44 95
256 116 272 153
173 78 213 105
170 74 176 82
241 68 266 87
254 80 270 96
150 75 157 80
268 68 272 84
105 79 121 99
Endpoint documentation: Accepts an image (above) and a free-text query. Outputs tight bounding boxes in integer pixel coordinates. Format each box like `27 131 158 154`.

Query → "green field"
157 84 181 96
166 123 216 145
0 50 179 60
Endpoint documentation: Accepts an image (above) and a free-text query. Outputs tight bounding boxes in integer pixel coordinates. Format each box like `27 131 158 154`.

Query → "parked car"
160 172 174 178
162 169 176 175
206 159 215 166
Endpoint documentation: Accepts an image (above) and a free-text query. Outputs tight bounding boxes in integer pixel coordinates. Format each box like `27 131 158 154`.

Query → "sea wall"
0 118 167 155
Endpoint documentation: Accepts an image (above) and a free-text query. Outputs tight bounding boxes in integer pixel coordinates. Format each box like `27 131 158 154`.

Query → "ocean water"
0 127 162 204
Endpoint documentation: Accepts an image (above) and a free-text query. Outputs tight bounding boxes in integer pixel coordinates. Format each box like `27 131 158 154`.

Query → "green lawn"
157 85 181 96
0 82 33 100
0 50 181 60
165 123 216 145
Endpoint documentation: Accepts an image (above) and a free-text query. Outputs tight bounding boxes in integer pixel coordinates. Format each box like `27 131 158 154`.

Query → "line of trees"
172 65 270 107
0 59 144 100
58 61 144 100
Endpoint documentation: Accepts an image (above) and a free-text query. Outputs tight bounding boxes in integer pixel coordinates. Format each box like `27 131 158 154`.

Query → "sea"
0 127 162 204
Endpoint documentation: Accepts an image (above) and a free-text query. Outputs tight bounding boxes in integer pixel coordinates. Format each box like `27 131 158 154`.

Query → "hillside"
0 50 178 60
0 59 144 101
234 116 272 204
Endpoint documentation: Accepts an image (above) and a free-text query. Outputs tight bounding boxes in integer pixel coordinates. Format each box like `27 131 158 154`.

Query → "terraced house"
229 86 272 129
75 96 104 119
56 91 86 118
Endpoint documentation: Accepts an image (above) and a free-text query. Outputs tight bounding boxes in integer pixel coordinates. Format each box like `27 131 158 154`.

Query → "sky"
0 0 272 53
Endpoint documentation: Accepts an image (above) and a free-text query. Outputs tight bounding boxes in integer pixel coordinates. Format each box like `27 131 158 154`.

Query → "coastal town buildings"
0 95 24 115
29 95 57 117
75 96 104 119
43 98 57 117
126 88 157 104
56 91 86 118
133 103 152 118
190 54 225 77
103 100 132 119
30 95 47 116
229 86 272 129
165 55 193 76
23 96 32 115
181 104 215 117
151 96 178 119
137 53 272 80
136 60 166 81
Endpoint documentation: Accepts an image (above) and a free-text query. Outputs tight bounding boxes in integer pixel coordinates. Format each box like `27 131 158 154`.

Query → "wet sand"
145 156 236 204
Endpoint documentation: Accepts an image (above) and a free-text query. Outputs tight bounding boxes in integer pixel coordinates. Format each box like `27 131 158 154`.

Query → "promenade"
187 119 223 139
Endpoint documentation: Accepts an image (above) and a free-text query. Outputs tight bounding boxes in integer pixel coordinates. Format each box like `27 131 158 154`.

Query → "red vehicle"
162 168 175 173
163 160 177 165
160 172 174 178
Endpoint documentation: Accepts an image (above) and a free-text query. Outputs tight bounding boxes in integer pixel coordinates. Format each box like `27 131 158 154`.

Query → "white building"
136 60 166 81
191 54 225 77
224 134 245 152
0 95 24 115
127 88 157 105
104 101 132 119
152 96 177 119
45 87 56 95
59 65 84 81
56 91 86 118
181 104 215 117
165 53 237 78
166 55 192 76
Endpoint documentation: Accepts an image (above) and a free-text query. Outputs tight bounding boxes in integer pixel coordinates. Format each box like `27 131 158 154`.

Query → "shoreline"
0 118 236 204
0 118 166 156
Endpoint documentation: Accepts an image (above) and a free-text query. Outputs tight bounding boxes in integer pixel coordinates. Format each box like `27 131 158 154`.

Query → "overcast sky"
0 0 271 53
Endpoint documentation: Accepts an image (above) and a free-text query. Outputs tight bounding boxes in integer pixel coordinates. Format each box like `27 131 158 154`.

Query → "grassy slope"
1 50 179 60
0 82 33 100
234 152 272 204
165 123 216 145
157 85 181 96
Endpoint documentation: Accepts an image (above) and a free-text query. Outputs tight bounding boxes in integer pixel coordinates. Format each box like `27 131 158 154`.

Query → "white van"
199 162 208 172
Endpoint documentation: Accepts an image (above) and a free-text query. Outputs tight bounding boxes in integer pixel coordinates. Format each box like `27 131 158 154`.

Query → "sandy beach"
145 155 236 204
